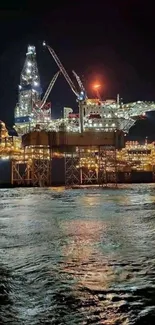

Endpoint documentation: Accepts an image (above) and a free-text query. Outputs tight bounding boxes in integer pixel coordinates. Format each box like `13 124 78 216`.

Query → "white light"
34 81 38 86
1 156 9 160
28 46 35 54
27 61 32 67
26 68 31 74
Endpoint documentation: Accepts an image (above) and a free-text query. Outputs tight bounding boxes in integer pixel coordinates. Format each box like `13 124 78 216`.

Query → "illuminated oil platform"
2 42 155 187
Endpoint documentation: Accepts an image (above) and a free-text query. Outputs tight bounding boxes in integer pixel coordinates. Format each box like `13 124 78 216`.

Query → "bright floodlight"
43 41 46 46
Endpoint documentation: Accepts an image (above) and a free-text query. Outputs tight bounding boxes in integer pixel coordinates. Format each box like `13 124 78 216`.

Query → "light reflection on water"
1 184 155 324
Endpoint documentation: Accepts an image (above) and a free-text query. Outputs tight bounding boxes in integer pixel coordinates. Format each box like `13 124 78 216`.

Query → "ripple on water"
1 184 155 324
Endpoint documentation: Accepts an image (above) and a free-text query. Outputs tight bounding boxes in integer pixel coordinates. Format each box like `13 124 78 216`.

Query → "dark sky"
0 1 155 138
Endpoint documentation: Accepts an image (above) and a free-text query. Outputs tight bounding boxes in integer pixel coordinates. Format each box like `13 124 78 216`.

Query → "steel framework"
65 146 118 188
32 158 51 186
100 146 117 186
11 146 51 186
65 152 80 187
11 160 32 185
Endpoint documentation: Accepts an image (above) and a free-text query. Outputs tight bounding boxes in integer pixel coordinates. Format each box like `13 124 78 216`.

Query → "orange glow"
93 84 101 89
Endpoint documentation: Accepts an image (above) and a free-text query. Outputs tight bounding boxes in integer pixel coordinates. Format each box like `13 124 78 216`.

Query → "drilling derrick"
20 45 41 113
14 45 42 134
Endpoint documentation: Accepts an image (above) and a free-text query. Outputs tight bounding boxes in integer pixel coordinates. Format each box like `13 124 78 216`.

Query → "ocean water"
1 184 155 324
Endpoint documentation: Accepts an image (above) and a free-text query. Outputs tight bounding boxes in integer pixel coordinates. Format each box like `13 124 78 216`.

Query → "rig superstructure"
41 42 155 134
1 43 155 187
14 45 59 135
14 42 155 136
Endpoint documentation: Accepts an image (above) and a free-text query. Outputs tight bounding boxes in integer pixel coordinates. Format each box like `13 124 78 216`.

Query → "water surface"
1 184 155 324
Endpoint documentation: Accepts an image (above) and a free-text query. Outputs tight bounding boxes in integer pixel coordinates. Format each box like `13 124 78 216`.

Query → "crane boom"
43 41 86 134
72 70 86 94
40 70 60 109
46 44 79 97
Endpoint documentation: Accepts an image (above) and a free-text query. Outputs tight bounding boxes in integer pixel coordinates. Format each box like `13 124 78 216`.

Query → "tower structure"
14 45 42 134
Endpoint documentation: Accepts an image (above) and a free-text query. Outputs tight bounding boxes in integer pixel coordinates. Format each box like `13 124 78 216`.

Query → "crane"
35 70 60 109
72 70 87 97
43 41 86 133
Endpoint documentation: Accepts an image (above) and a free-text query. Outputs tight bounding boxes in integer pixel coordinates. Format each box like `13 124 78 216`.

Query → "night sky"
0 1 155 139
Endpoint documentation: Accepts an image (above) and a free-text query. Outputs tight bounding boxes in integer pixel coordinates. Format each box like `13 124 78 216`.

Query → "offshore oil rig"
1 43 155 187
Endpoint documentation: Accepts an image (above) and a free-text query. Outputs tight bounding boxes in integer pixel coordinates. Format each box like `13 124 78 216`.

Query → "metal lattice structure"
15 45 42 120
11 146 51 186
11 160 32 185
28 146 51 186
14 45 60 136
65 153 80 187
98 147 117 186
32 159 51 186
11 159 51 186
65 146 118 187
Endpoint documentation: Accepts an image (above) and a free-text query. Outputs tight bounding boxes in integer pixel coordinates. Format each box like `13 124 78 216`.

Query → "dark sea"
1 184 155 324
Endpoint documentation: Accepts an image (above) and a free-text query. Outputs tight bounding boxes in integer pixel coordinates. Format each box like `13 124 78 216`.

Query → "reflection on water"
1 184 155 324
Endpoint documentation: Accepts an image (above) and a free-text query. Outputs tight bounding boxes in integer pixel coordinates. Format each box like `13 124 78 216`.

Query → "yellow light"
93 84 101 89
